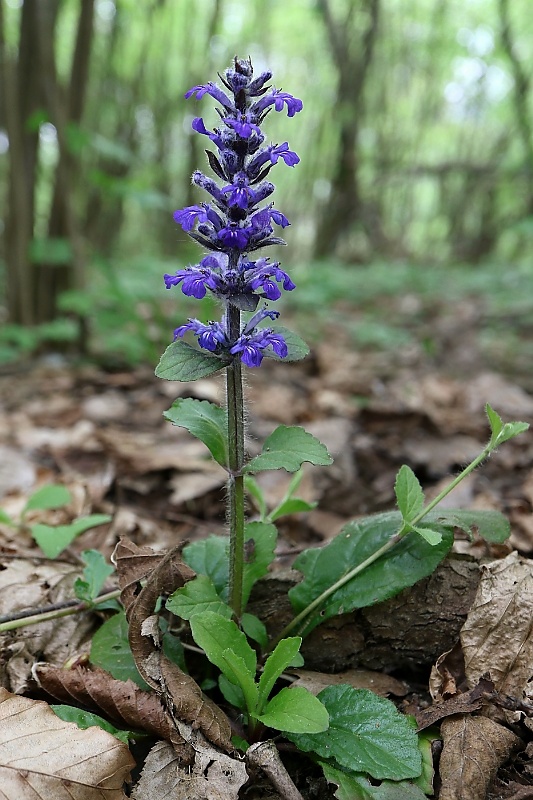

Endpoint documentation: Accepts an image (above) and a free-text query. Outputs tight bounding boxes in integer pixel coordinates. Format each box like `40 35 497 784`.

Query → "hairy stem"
226 303 246 618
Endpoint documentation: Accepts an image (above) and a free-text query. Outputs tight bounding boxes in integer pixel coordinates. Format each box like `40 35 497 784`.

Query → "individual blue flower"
173 205 209 231
217 224 250 250
230 328 288 367
224 115 262 139
252 90 303 117
270 208 290 228
191 118 224 150
174 318 227 351
185 82 234 111
164 267 218 299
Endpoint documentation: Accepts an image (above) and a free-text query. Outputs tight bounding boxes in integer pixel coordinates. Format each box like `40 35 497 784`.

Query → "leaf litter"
0 330 532 797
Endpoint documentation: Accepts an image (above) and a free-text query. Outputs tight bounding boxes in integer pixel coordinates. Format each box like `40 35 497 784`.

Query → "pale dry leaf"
290 668 407 697
132 735 247 800
439 715 521 800
461 551 533 697
0 687 134 799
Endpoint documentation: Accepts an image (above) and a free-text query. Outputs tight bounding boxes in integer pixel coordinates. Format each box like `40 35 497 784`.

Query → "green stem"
226 303 246 618
0 589 121 632
267 441 494 650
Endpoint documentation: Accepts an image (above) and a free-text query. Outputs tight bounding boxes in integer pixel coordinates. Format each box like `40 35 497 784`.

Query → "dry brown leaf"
113 538 233 752
132 736 247 800
439 715 521 800
35 664 188 750
0 559 94 692
290 668 407 697
416 677 494 731
461 551 533 697
0 687 134 799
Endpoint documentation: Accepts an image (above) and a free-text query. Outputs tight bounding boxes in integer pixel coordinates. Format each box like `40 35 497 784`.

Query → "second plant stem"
226 303 246 618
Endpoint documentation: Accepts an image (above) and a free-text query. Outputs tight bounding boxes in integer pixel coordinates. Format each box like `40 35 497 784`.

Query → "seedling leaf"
244 426 333 474
242 521 278 605
320 761 428 800
486 403 529 448
394 466 424 523
256 686 329 733
288 685 421 780
155 340 227 381
30 514 111 558
0 508 15 526
183 534 229 598
163 398 228 466
426 508 511 543
241 613 269 649
51 705 133 744
74 549 114 604
90 611 150 690
410 524 443 546
24 484 71 513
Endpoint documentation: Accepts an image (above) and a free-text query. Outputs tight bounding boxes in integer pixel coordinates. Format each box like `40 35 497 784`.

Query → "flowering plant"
153 58 528 797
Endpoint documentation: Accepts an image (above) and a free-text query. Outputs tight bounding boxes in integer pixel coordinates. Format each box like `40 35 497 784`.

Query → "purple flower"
191 118 224 150
185 82 234 111
270 208 290 228
230 328 288 367
164 267 218 299
224 115 261 139
252 90 303 118
173 205 209 231
217 225 250 250
174 318 227 352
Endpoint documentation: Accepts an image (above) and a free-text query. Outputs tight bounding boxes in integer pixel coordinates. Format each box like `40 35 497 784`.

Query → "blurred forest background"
1 0 532 372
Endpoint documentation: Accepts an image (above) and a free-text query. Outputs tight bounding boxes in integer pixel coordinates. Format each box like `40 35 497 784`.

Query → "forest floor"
1 282 533 799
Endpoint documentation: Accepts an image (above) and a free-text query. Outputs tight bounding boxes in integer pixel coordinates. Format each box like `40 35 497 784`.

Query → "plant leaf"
241 613 269 649
155 340 227 381
90 611 150 690
266 325 310 362
0 508 15 526
74 549 115 603
486 403 529 448
219 674 247 713
189 612 258 712
394 466 424 523
288 685 421 780
320 761 428 800
166 574 233 620
409 524 443 546
51 704 133 744
183 534 229 598
242 521 278 606
30 514 111 558
289 511 453 635
426 508 511 543
256 686 329 733
0 688 134 797
244 476 267 519
243 426 333 474
24 484 71 513
163 398 228 466
258 637 304 710
269 497 317 522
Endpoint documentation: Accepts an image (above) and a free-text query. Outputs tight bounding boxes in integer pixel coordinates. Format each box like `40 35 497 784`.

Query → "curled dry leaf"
113 538 233 752
290 668 407 697
439 715 521 800
461 551 533 698
132 737 247 800
35 664 191 760
0 687 134 799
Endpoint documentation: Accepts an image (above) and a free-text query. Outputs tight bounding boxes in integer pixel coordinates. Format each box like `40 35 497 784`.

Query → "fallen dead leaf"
439 715 521 800
0 687 134 799
132 735 247 800
461 551 533 698
290 668 407 697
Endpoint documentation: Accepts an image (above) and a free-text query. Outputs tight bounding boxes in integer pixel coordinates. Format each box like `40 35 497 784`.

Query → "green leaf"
241 613 269 649
289 512 453 635
243 426 333 474
155 340 227 381
24 484 71 513
258 637 304 710
74 549 115 603
269 497 317 522
163 398 228 466
409 524 442 546
30 514 111 558
183 534 229 598
166 574 233 621
242 521 278 606
256 686 329 733
288 686 421 780
266 326 310 362
0 508 15 526
190 612 258 712
486 403 529 448
51 705 133 744
394 466 424 523
244 476 267 520
427 508 510 543
219 674 247 713
320 762 428 800
90 611 150 690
